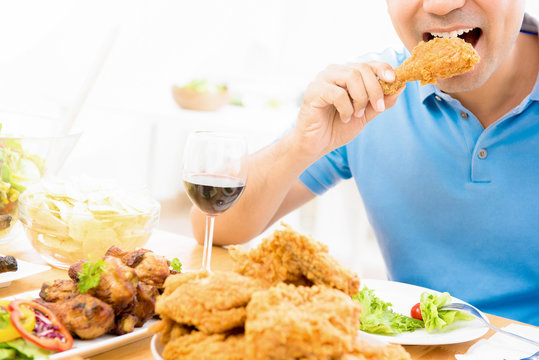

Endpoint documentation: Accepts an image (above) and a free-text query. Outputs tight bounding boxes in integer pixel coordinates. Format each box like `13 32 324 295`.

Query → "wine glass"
182 131 247 271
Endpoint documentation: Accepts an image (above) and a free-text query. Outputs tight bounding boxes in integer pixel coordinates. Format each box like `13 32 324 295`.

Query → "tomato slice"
0 300 36 342
410 302 423 321
9 300 73 352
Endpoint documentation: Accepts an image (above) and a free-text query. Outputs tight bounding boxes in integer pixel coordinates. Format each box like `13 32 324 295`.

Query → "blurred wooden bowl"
172 85 230 111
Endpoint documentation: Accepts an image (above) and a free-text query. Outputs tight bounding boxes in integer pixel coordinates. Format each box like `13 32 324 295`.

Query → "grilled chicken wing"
69 256 138 314
37 294 115 339
39 279 78 303
133 283 159 326
0 255 17 273
106 246 171 288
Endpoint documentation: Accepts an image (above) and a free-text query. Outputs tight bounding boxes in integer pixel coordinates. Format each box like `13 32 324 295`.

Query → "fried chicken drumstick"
380 37 480 95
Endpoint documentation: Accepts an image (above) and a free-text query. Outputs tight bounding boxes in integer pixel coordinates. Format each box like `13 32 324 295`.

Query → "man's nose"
423 0 466 16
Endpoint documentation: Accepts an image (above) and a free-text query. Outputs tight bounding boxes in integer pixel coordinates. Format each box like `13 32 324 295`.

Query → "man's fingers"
366 60 396 82
353 63 386 113
363 84 406 121
310 82 354 122
345 69 369 117
384 84 406 108
320 65 368 117
309 61 400 124
321 62 396 117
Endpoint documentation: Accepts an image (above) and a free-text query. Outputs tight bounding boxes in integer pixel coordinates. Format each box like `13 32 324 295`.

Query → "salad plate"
358 279 489 345
2 290 155 359
0 255 50 288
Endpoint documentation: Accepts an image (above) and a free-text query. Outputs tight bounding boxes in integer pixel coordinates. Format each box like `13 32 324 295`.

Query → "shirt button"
478 149 487 159
460 111 469 119
435 95 442 101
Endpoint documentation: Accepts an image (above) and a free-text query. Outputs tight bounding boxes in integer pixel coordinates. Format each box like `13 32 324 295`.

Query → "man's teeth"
430 27 474 39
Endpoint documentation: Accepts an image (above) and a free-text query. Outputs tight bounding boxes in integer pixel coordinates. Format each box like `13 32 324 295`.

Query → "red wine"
184 174 245 215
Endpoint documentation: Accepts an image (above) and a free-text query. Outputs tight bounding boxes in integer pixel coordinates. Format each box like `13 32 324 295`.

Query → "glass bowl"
17 178 160 269
0 113 81 244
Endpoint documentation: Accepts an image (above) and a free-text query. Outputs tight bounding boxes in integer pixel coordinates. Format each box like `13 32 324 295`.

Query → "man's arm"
190 61 405 245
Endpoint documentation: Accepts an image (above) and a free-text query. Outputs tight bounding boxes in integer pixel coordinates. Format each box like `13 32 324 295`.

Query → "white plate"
0 255 50 288
358 279 489 345
2 290 155 359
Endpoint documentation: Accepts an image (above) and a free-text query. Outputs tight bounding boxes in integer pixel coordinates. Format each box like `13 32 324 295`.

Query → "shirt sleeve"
299 146 351 195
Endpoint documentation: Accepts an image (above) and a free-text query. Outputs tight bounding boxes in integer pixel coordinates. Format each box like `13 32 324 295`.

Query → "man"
190 0 539 325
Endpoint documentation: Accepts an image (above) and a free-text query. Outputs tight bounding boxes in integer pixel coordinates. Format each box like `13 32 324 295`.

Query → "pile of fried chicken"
37 246 174 339
151 224 411 360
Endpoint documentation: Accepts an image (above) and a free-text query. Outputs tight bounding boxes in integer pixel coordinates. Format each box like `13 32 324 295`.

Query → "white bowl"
18 177 160 269
150 334 164 360
0 112 80 244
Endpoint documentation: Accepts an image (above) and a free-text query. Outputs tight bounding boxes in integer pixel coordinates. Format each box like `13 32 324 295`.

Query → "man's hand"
190 60 405 246
293 61 404 160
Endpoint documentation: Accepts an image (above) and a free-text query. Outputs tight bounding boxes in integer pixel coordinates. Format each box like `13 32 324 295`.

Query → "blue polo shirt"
300 19 539 325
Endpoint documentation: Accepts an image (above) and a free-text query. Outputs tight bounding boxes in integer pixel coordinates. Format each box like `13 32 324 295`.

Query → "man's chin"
435 74 485 94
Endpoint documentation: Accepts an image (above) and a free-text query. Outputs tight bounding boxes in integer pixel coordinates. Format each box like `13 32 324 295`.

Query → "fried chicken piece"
69 256 138 314
155 271 264 334
106 246 171 288
39 279 78 303
380 37 480 95
162 331 246 360
229 223 360 296
36 294 115 339
150 317 192 345
343 339 411 360
245 283 362 360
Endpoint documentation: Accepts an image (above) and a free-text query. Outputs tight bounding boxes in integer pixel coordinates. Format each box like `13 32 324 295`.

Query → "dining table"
0 228 535 360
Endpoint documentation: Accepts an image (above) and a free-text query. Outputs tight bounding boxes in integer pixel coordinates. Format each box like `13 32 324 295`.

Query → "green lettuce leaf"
0 338 53 359
420 292 475 332
0 348 16 359
170 258 182 272
352 287 423 335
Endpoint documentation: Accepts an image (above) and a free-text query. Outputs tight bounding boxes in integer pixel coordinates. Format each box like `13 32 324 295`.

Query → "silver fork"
441 303 539 347
520 350 539 360
520 351 539 360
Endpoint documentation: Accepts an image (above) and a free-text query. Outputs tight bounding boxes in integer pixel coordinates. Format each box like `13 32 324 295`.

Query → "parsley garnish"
170 258 182 272
77 259 106 293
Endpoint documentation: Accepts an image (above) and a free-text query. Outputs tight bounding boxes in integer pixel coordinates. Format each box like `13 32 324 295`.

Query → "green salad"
0 124 45 232
352 286 474 335
180 79 227 93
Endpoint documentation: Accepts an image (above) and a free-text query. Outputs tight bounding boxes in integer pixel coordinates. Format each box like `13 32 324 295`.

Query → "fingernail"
384 70 395 82
344 117 351 123
356 108 365 118
376 99 385 112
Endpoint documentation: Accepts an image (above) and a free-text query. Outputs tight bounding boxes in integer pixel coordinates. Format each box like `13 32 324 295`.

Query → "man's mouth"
423 27 482 47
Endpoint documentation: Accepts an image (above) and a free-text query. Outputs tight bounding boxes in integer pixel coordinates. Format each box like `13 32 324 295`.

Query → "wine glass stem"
202 215 215 272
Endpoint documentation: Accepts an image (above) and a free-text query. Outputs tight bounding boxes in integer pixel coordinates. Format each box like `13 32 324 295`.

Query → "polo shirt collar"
420 12 539 103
